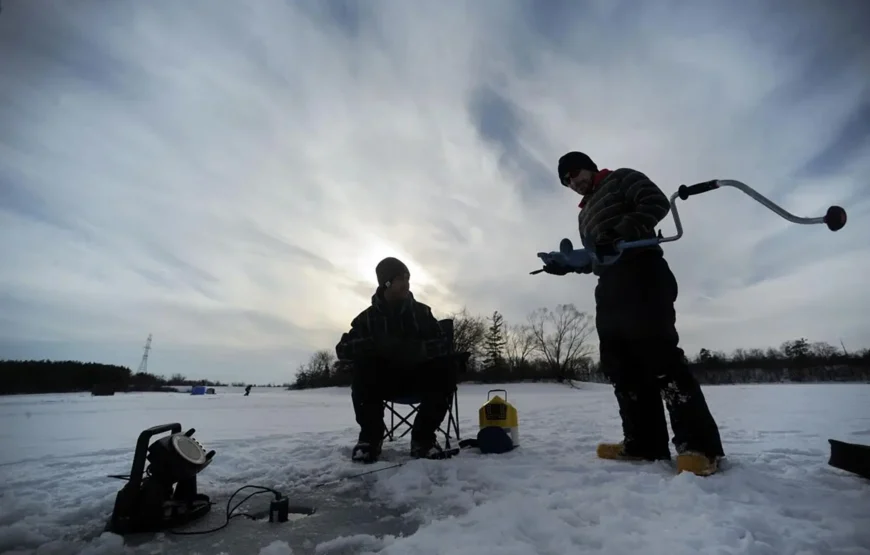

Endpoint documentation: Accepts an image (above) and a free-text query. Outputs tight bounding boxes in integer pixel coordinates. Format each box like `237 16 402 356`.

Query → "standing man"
336 257 457 463
545 151 725 476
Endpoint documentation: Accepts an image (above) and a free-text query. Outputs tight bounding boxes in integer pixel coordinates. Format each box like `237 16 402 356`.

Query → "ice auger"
532 179 848 274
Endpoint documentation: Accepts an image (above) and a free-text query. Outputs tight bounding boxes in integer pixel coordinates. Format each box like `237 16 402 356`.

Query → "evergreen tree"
483 310 507 370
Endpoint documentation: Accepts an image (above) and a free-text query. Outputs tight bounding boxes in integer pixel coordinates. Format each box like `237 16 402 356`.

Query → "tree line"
0 360 239 395
290 304 870 389
3 304 867 395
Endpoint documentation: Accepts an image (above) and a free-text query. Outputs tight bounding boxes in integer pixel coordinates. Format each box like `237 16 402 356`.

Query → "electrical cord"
168 485 282 536
169 463 405 535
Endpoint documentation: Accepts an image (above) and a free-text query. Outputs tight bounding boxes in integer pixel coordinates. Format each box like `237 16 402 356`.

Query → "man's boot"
599 387 671 462
410 436 445 459
660 374 725 476
352 430 383 464
351 400 385 464
675 451 721 476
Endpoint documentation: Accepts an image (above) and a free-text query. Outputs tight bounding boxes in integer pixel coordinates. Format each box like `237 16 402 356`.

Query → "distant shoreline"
2 379 868 397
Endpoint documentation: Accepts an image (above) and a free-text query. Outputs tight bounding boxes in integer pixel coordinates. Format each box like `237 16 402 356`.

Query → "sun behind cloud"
0 0 867 383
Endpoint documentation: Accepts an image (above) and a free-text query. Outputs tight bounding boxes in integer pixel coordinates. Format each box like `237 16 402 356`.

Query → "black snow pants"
351 356 456 445
595 249 724 459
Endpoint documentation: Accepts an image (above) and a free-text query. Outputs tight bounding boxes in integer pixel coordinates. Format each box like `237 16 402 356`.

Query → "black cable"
227 486 278 516
170 465 399 535
168 484 282 536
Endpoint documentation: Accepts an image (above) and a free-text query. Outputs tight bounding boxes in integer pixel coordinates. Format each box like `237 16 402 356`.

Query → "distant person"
335 257 458 463
244 385 252 396
545 151 725 476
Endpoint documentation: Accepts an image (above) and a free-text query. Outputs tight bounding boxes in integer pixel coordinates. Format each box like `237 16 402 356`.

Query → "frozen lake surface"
1 382 869 554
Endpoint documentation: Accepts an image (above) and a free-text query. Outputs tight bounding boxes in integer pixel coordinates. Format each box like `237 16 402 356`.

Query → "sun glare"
353 235 437 291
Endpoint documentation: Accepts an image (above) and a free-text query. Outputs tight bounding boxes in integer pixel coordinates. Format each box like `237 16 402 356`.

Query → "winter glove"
375 336 425 366
422 337 451 360
542 262 573 276
395 340 426 366
594 240 621 259
373 336 402 359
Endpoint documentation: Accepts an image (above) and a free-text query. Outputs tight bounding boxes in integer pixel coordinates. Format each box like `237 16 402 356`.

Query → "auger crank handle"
677 180 719 199
824 205 848 232
676 179 848 232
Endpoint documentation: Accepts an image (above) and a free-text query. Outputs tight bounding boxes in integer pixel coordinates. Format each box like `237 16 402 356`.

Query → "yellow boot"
597 442 653 461
676 452 720 476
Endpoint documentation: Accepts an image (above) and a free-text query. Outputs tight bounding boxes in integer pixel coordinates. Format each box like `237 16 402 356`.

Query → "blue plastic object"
477 426 515 454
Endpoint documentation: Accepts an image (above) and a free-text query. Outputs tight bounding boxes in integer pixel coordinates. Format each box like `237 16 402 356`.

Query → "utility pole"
137 334 152 374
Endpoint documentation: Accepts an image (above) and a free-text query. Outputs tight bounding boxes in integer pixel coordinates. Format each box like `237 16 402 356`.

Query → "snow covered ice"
1 382 869 554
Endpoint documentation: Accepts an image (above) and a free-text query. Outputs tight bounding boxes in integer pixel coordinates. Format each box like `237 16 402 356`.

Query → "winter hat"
558 151 598 185
375 257 410 287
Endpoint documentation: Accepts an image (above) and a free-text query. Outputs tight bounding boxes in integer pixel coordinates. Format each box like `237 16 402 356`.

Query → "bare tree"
504 323 535 371
291 349 336 389
450 307 486 369
810 341 838 359
309 350 335 376
527 304 595 382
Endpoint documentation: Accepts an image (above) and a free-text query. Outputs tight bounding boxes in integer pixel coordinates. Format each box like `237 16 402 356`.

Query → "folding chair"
383 318 462 449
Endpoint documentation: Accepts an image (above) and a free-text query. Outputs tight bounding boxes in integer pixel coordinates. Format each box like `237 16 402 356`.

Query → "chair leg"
438 389 460 449
452 388 460 441
383 402 419 443
383 389 461 450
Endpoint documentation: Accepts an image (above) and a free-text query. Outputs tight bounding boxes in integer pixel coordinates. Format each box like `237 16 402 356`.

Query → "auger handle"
677 179 847 232
824 206 848 231
532 178 848 275
677 180 720 199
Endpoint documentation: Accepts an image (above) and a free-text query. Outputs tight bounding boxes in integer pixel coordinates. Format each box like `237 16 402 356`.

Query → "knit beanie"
558 151 598 184
375 257 410 287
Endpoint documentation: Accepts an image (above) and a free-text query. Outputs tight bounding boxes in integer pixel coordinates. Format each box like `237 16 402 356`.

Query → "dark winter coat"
578 168 671 263
335 289 450 365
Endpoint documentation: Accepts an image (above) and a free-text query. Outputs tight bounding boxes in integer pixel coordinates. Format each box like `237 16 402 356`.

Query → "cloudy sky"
1 0 868 384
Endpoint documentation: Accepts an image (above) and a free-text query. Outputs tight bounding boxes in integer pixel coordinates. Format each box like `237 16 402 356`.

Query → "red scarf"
578 169 612 208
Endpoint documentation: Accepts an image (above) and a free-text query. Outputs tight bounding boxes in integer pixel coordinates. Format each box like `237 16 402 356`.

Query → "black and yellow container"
479 389 519 448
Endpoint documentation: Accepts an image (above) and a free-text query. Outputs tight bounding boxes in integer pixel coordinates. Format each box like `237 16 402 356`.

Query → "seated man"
336 256 457 463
